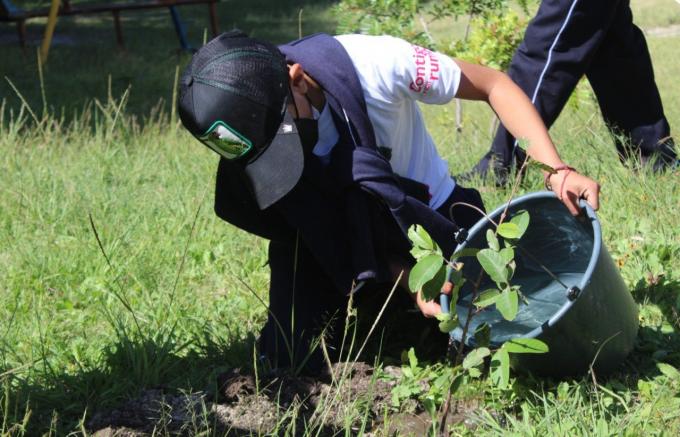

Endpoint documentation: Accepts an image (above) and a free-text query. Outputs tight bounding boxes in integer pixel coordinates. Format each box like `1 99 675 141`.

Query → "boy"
177 31 600 371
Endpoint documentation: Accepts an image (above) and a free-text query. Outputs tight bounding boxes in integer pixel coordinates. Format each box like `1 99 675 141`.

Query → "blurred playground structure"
0 0 219 61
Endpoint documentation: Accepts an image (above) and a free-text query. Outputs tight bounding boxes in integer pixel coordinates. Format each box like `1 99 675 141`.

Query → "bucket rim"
449 190 602 344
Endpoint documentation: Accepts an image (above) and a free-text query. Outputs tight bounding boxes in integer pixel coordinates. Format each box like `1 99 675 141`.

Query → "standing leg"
586 0 677 171
468 0 620 183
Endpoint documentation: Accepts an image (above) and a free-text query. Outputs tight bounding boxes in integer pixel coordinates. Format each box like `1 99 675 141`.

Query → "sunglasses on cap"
197 88 303 162
198 120 253 161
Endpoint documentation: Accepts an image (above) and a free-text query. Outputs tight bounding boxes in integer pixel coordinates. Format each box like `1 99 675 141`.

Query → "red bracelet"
544 165 576 199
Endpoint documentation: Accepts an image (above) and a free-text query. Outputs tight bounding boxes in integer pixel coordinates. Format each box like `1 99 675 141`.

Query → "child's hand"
413 280 456 318
415 289 442 318
547 169 600 215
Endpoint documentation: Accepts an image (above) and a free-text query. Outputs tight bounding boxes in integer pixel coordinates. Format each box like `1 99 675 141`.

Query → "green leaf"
410 246 431 260
438 313 459 333
657 362 680 380
435 312 451 322
557 381 570 399
510 210 530 239
391 390 404 407
450 372 464 394
409 225 440 260
477 249 509 284
435 298 458 333
502 249 516 283
474 323 491 348
408 253 444 293
407 347 418 368
408 225 434 251
463 347 490 369
467 367 482 378
503 338 550 354
421 264 447 302
450 247 480 260
433 373 452 392
474 288 501 308
497 222 521 239
422 397 437 418
490 348 510 389
486 229 500 251
449 278 464 308
496 289 519 321
447 267 464 285
499 247 514 266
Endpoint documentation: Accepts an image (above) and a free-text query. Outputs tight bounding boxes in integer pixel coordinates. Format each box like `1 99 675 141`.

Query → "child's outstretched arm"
454 59 600 215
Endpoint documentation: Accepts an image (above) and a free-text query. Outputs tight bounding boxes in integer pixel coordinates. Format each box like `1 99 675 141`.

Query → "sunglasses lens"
199 122 252 160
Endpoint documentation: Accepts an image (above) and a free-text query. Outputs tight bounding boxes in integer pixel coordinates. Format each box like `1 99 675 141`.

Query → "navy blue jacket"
268 33 460 294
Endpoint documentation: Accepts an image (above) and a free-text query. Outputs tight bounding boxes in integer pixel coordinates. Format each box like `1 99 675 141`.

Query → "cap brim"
243 111 304 210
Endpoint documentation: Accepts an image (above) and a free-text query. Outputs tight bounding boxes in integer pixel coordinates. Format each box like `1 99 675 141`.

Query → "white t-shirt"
311 34 462 209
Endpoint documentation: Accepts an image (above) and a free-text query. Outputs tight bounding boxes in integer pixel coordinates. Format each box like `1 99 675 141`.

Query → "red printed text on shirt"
409 45 440 95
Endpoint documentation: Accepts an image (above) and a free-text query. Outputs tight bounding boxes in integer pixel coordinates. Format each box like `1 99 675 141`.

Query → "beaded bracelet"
544 165 576 199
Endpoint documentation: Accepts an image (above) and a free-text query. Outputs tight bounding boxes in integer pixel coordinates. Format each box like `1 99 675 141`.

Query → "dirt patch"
88 362 477 435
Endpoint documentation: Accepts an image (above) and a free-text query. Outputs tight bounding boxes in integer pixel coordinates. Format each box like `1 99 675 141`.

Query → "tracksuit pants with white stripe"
472 0 677 178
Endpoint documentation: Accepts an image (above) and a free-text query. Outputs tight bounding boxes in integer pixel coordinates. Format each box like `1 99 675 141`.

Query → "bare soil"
88 362 476 436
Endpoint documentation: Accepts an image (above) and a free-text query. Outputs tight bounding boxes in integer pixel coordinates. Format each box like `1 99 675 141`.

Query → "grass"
1 0 680 434
631 0 680 28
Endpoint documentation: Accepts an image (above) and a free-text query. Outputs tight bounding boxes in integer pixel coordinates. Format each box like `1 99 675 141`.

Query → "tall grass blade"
4 77 39 125
88 213 143 334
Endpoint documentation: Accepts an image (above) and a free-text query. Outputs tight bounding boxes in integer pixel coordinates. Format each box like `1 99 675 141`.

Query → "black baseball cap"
177 30 304 210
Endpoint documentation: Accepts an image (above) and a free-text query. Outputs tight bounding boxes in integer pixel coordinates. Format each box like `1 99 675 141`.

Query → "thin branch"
449 201 498 228
463 0 478 42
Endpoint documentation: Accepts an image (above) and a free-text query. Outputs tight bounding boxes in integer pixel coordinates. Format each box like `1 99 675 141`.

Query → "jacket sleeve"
214 158 296 242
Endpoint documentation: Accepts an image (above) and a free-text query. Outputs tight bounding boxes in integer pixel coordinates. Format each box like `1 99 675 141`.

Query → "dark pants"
256 183 486 372
472 0 676 180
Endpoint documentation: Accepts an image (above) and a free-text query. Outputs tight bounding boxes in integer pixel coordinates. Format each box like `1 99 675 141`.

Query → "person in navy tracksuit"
468 0 677 183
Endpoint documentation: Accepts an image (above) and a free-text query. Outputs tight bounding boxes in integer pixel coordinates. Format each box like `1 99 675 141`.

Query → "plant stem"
439 153 529 435
438 267 485 436
463 1 476 42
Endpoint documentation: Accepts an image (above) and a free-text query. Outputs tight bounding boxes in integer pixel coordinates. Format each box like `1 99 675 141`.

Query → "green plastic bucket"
441 191 638 376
